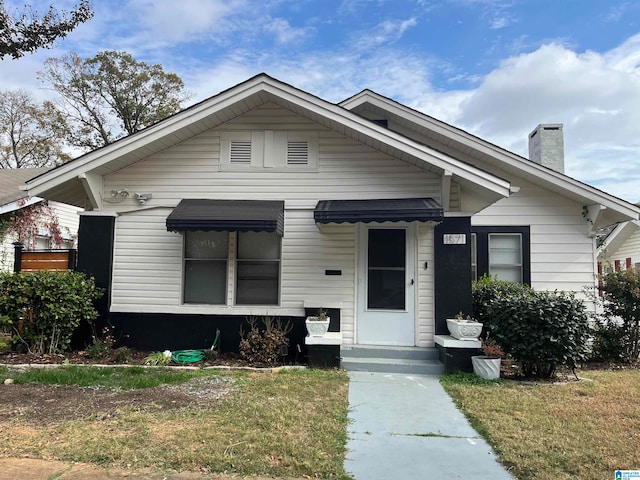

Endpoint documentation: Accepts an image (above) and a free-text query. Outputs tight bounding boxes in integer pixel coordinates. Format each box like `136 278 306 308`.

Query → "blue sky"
1 0 639 202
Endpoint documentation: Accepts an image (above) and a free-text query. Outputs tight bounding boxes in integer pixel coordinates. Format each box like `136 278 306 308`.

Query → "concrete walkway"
345 372 514 479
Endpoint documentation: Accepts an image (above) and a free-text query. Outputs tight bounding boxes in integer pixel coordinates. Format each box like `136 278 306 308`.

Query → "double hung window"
471 226 530 284
183 230 281 305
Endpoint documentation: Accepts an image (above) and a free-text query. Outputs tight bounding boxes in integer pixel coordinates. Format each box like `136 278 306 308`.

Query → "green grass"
441 370 640 480
2 367 350 479
7 365 218 390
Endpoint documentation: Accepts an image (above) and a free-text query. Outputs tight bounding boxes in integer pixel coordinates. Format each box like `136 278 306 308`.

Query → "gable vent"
229 140 252 164
287 141 309 165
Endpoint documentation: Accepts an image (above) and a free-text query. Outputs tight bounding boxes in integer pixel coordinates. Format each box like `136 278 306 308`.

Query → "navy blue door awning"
314 198 443 224
166 199 284 235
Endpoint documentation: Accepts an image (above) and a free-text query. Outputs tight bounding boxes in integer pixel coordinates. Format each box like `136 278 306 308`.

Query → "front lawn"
0 366 350 479
441 370 640 480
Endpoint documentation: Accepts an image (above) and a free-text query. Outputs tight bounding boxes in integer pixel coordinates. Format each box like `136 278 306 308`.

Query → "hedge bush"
472 275 591 378
0 270 103 355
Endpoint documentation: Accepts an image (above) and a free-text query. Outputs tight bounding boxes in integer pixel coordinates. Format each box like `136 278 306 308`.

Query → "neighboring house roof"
339 89 640 229
23 73 640 228
0 167 50 214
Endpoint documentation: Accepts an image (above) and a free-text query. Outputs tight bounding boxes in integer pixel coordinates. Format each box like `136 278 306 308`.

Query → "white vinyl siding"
473 179 596 298
417 224 435 347
106 102 441 343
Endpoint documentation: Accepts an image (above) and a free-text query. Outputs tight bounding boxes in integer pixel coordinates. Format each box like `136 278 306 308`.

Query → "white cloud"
351 17 418 50
263 17 314 44
447 35 640 202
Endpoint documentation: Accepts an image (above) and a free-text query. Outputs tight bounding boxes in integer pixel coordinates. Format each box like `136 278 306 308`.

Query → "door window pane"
236 232 280 305
184 231 228 304
367 229 406 310
489 233 522 283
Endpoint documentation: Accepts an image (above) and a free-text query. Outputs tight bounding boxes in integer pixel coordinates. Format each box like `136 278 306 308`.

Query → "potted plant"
305 307 331 337
446 312 483 340
471 335 503 380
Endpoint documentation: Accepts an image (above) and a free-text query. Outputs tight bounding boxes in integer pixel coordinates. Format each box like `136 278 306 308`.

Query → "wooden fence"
12 242 77 273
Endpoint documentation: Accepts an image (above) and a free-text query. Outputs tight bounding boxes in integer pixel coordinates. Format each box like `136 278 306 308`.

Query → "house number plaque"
443 234 466 245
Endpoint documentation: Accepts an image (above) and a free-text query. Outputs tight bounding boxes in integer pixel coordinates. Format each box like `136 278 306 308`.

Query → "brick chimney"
528 124 564 173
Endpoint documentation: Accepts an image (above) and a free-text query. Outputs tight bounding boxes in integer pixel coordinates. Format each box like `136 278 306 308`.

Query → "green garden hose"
171 349 205 364
170 330 220 364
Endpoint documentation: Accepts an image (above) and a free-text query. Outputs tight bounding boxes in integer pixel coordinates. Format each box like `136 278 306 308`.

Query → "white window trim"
182 231 282 307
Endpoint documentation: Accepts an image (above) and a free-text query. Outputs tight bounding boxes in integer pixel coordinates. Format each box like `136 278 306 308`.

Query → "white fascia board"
342 91 640 220
26 75 510 201
0 196 43 215
600 220 640 256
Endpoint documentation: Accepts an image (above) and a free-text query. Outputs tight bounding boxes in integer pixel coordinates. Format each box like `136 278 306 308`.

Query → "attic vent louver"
287 141 309 165
229 140 252 164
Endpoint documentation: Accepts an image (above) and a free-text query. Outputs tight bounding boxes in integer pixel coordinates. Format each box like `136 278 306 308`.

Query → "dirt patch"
0 376 234 425
0 458 306 479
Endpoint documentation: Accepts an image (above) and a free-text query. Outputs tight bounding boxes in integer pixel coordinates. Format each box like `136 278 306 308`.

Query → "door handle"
410 279 414 285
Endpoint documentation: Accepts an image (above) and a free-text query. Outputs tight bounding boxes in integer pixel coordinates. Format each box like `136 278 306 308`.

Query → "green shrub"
239 316 292 366
86 325 115 359
596 269 640 363
113 346 132 363
0 271 103 355
472 276 591 378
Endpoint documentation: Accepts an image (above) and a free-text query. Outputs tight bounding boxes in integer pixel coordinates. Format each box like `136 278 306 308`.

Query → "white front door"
357 224 416 346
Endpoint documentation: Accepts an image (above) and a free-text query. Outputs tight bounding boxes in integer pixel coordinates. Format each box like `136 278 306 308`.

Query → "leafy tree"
39 50 191 150
0 89 70 168
0 1 93 59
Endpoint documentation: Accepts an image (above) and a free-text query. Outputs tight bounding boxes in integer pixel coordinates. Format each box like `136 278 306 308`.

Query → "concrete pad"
345 372 513 479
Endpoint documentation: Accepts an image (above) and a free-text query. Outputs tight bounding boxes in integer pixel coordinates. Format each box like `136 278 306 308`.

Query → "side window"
236 231 281 305
471 233 477 281
183 231 228 304
472 227 530 284
35 236 51 250
488 233 523 283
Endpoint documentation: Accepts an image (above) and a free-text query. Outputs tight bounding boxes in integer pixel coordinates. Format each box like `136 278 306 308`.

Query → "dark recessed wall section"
72 215 115 348
434 217 473 335
108 313 309 363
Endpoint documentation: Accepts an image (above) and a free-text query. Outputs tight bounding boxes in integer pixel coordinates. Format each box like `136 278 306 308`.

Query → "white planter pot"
446 319 483 341
305 317 330 337
472 355 501 380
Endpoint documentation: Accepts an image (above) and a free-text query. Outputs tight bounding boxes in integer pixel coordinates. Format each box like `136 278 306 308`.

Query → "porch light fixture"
135 193 153 205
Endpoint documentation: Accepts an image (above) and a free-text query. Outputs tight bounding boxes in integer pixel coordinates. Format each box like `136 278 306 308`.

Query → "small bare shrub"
239 316 292 366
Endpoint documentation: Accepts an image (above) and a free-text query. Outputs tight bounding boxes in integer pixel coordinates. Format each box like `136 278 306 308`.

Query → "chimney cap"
529 124 563 139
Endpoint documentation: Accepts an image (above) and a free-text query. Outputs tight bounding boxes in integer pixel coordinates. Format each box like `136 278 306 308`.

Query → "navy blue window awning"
314 198 443 224
166 199 284 235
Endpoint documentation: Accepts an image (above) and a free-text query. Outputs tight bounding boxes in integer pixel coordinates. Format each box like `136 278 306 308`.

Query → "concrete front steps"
341 345 444 375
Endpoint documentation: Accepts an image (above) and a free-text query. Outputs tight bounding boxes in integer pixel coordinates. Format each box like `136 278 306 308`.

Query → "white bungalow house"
23 74 640 361
0 168 80 271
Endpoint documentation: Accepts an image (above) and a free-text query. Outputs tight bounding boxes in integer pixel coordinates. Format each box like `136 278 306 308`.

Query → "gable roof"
340 90 640 229
24 74 510 211
0 168 49 214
